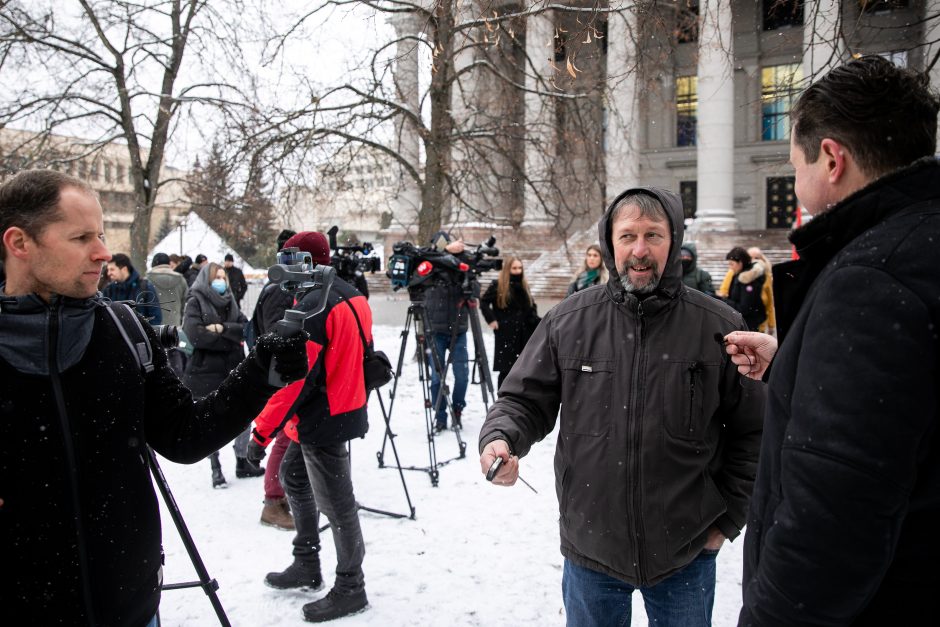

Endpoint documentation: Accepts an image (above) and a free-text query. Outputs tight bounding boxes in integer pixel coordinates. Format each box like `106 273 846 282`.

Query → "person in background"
224 252 248 307
566 243 607 296
102 252 162 324
0 168 308 627
175 254 194 285
168 253 181 270
182 262 262 487
723 246 765 331
479 255 541 390
184 253 205 287
148 251 190 375
730 55 940 626
743 247 775 336
252 228 298 531
424 232 476 433
679 242 715 296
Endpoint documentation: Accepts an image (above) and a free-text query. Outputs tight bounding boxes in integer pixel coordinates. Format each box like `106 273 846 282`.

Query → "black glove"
253 330 309 384
247 437 267 464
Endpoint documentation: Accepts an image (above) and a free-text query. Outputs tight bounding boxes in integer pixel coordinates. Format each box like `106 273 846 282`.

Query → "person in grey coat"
479 186 764 627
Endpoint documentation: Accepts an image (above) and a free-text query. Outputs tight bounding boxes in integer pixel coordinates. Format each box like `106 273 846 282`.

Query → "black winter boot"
264 560 323 590
302 588 368 623
235 456 265 478
210 452 227 489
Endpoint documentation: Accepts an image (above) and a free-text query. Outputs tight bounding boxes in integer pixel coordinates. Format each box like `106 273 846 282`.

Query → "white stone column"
605 3 640 202
803 0 844 84
522 8 557 229
390 14 423 225
927 0 940 153
694 0 737 231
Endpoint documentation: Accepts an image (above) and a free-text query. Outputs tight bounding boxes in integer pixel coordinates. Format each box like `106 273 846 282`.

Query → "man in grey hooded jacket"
479 187 764 627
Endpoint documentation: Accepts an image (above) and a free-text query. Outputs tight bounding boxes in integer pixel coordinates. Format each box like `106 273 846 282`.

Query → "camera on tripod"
326 225 381 284
387 233 502 294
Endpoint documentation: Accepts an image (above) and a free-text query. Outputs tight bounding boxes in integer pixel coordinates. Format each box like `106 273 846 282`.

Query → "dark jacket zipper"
629 300 646 584
687 361 701 436
49 302 97 626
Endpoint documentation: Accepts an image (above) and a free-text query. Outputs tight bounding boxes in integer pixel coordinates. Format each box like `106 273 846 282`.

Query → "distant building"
0 127 190 254
278 144 400 245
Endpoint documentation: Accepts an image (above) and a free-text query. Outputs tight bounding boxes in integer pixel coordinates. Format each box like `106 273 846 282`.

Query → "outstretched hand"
724 331 778 381
253 330 309 384
480 439 519 487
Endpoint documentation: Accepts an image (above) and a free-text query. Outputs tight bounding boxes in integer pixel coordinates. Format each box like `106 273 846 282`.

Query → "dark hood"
597 186 685 306
680 243 699 272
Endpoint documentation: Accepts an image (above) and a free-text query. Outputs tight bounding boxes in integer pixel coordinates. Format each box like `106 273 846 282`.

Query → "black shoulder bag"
343 299 393 391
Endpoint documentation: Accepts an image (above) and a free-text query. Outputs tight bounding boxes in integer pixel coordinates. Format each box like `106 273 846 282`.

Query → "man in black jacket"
726 56 940 626
480 187 764 626
424 232 476 432
0 169 308 627
224 252 248 307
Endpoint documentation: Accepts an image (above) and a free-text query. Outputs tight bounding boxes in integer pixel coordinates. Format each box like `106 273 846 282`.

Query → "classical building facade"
0 128 190 257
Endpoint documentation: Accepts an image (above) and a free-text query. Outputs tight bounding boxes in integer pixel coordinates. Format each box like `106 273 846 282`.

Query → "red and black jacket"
253 277 371 446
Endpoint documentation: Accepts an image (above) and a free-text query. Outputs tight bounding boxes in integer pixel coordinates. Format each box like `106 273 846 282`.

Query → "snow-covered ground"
155 322 745 626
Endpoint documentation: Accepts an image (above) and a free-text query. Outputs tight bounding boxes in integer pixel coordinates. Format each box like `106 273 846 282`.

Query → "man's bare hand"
704 526 726 551
488 321 498 330
724 331 778 380
444 239 465 254
480 439 519 486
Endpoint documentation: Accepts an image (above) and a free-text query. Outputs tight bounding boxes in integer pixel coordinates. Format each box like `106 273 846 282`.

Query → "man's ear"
819 138 848 184
2 226 31 261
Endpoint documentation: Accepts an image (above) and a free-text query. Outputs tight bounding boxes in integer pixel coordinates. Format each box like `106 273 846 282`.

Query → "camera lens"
155 325 179 349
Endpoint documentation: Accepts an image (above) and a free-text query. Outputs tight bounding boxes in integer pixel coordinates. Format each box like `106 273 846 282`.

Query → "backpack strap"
104 302 154 374
341 297 372 357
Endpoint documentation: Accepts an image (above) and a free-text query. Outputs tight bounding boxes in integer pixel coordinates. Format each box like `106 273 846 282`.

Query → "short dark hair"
276 229 296 251
194 254 207 264
0 169 96 260
152 252 171 267
726 246 751 266
109 253 134 273
791 56 939 178
224 253 234 262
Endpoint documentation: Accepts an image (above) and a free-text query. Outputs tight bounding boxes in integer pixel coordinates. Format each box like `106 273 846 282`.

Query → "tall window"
676 76 698 147
879 50 908 67
766 177 798 228
761 63 803 141
677 1 699 44
763 0 803 31
680 180 697 219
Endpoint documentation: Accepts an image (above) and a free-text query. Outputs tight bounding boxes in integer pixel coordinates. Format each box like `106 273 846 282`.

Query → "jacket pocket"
661 360 720 441
559 357 614 436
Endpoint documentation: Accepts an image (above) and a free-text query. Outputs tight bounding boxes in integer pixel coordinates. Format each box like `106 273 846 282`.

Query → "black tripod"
348 388 416 520
148 447 230 627
378 289 495 486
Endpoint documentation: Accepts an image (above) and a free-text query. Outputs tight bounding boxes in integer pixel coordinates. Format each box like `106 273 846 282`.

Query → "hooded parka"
480 186 765 587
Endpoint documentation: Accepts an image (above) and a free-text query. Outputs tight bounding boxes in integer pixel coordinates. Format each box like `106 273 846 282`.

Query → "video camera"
387 232 502 295
327 225 381 284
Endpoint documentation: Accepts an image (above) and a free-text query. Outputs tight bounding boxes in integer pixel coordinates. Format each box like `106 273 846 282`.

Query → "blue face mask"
211 279 227 294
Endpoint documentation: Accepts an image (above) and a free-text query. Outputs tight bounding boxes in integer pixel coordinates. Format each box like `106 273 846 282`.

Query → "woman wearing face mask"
182 262 259 488
480 256 541 390
566 244 608 296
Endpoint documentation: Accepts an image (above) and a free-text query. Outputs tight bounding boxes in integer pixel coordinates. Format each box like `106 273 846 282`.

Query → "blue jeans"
428 331 468 426
282 440 366 593
145 614 159 627
562 551 718 627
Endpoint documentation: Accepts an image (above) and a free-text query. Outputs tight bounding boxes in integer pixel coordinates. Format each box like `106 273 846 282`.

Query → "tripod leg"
148 448 232 627
467 300 496 409
357 391 416 519
378 307 413 468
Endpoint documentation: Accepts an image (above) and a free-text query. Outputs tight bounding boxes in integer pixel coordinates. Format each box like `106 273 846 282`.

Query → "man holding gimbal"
249 231 373 623
0 169 310 627
424 231 476 433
